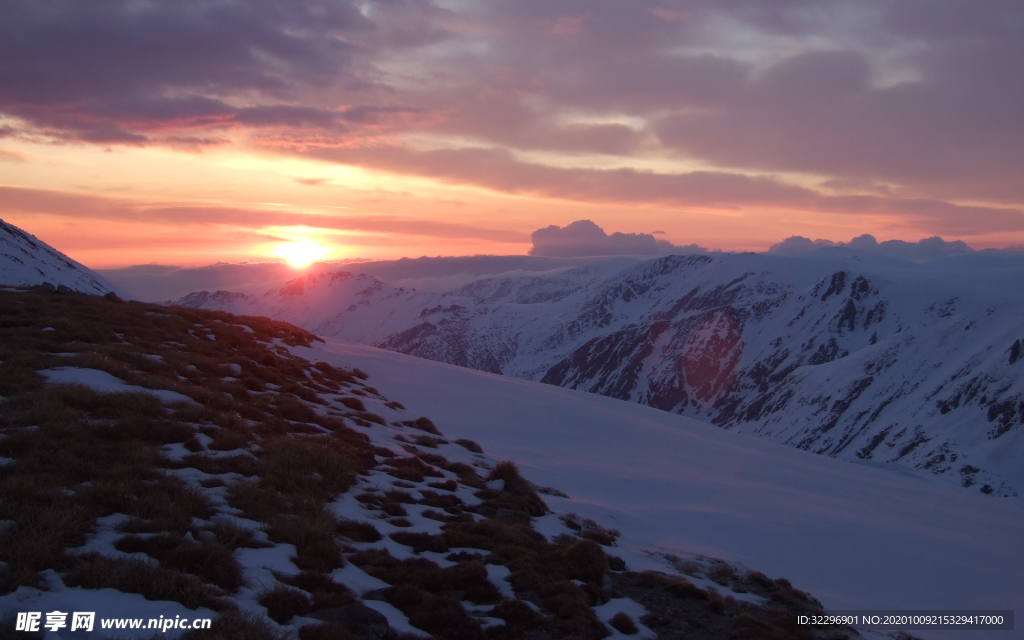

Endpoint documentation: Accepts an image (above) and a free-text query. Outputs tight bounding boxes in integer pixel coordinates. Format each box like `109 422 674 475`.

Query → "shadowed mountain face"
177 252 1024 497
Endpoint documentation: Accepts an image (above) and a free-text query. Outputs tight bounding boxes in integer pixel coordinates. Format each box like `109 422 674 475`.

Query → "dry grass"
279 571 355 611
560 513 621 547
489 598 545 634
338 396 366 412
389 531 450 554
258 583 312 624
559 539 609 585
381 455 445 482
336 519 382 543
426 478 458 491
114 534 243 591
401 417 441 435
266 512 345 573
226 480 288 523
454 438 483 453
411 434 445 448
0 386 216 592
609 612 638 634
707 561 738 587
63 554 227 611
633 571 708 600
258 436 360 499
364 509 619 639
209 519 274 550
474 460 548 519
418 490 463 513
0 290 376 608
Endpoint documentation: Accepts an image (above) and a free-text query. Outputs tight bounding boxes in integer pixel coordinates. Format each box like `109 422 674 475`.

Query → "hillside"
0 288 861 640
0 219 128 297
176 252 1024 498
308 340 1024 635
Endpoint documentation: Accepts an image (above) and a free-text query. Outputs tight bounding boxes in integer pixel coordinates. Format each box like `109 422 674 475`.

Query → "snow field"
303 340 1024 640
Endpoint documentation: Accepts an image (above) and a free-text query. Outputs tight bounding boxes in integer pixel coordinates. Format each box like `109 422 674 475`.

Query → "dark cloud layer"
2 0 1022 229
530 219 706 257
0 0 380 143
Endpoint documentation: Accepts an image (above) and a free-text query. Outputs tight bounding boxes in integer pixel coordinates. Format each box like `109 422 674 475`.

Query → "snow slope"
297 340 1024 640
0 219 129 297
179 251 1024 497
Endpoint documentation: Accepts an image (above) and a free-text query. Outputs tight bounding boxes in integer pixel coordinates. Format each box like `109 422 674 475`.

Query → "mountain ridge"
0 218 129 297
176 251 1024 499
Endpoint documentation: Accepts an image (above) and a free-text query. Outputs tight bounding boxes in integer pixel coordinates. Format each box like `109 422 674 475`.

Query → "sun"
273 241 329 268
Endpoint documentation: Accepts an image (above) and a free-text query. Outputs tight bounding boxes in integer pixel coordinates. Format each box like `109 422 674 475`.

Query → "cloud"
0 186 528 244
294 177 329 186
769 233 978 261
301 144 1024 236
768 236 839 254
648 8 1024 203
0 0 386 143
396 0 1024 203
0 148 28 162
1 0 1022 230
302 144 822 206
529 219 706 257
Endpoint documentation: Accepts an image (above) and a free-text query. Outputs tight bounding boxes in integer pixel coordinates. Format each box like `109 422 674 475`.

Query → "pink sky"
1 1 1022 268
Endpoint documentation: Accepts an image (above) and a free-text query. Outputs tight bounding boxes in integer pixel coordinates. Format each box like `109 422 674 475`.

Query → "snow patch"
38 367 195 404
360 600 430 637
330 563 390 596
593 598 656 639
485 564 515 599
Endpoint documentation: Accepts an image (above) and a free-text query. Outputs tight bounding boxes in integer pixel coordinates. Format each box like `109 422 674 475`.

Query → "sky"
1 0 1022 268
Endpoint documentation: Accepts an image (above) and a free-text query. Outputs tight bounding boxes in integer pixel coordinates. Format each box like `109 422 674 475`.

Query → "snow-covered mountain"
177 251 1024 497
0 218 128 296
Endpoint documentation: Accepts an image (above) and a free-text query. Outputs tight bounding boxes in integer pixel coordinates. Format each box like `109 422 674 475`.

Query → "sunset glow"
273 240 331 268
0 1 1020 267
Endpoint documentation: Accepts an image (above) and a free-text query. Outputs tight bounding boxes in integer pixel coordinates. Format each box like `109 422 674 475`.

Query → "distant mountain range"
0 218 127 296
176 251 1024 498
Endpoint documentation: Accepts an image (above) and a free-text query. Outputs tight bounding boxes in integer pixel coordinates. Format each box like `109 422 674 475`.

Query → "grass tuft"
402 417 440 435
258 583 312 624
609 611 638 634
63 554 227 611
454 438 483 453
336 519 382 543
